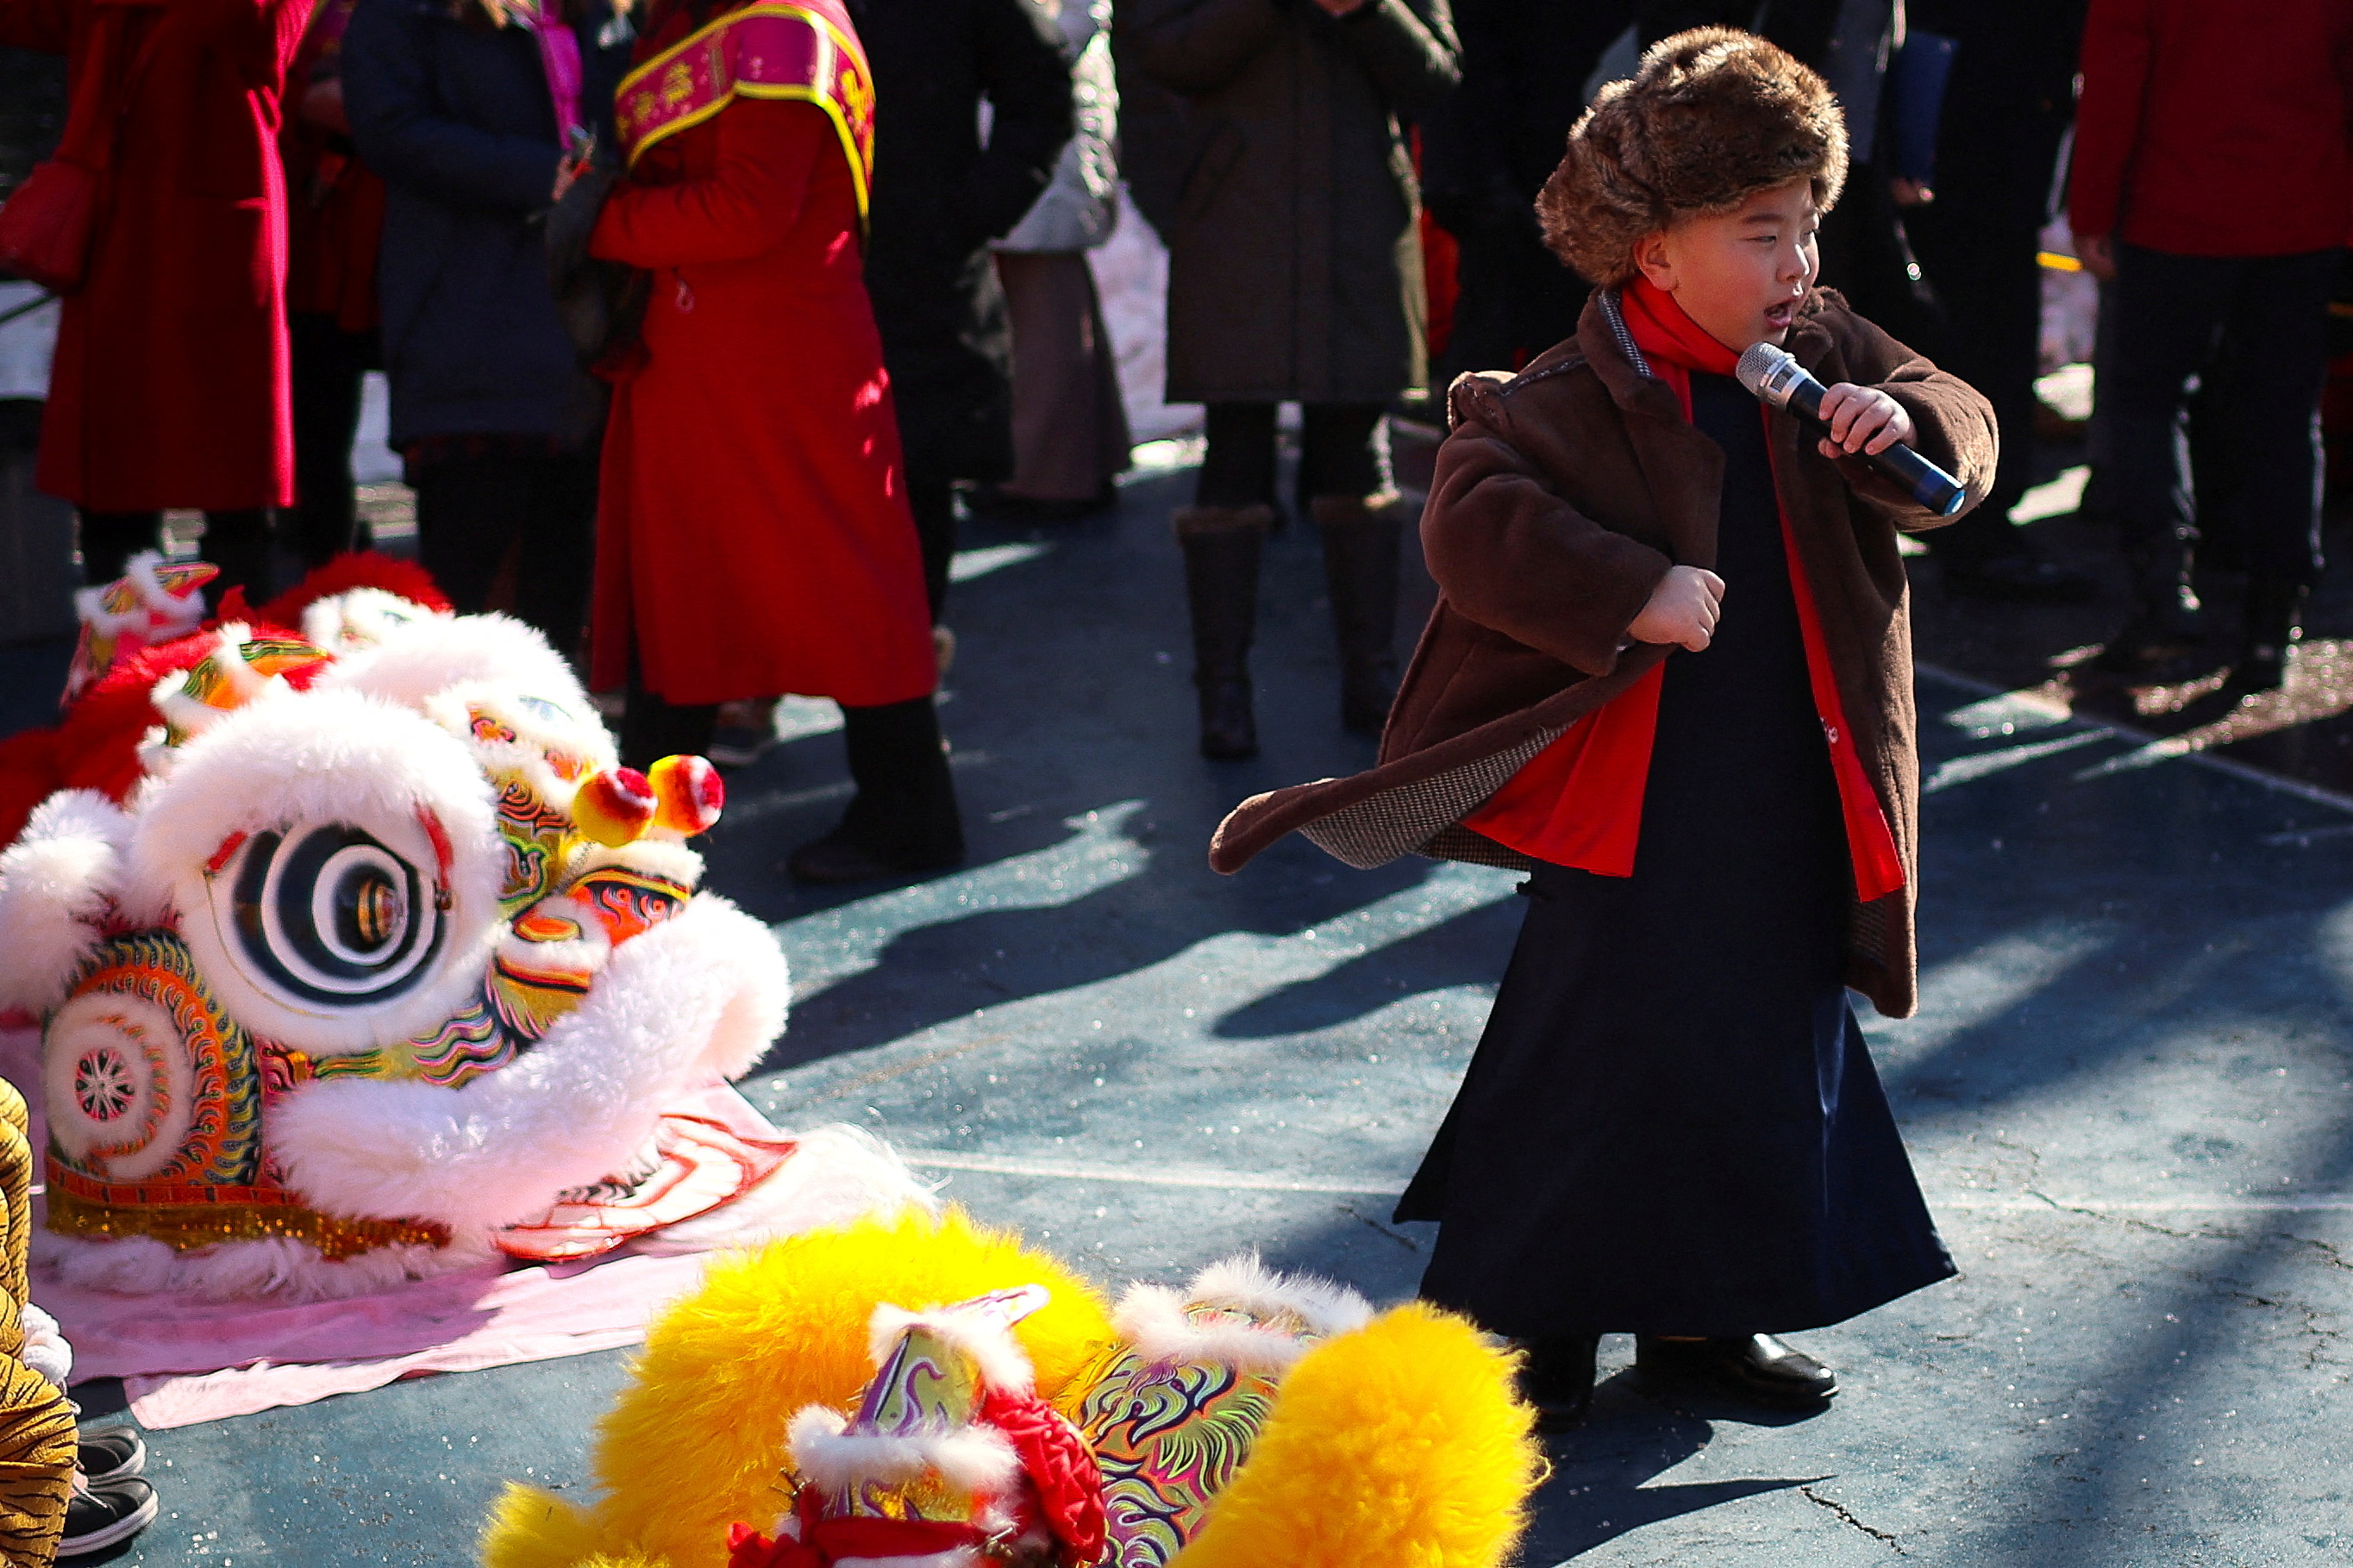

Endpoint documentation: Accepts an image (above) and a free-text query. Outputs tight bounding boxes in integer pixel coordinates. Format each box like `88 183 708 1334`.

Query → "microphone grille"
1735 341 1788 398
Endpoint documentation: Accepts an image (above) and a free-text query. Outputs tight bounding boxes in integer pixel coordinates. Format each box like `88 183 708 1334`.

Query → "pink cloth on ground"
22 1083 792 1429
44 1249 712 1428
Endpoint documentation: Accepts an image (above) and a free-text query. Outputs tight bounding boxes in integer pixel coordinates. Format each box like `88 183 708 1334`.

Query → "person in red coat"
0 0 305 602
586 0 964 882
2071 0 2353 688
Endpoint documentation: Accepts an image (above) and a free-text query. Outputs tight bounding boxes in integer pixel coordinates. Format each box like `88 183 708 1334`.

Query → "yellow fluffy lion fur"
478 1209 1114 1568
1168 1301 1543 1568
481 1485 606 1568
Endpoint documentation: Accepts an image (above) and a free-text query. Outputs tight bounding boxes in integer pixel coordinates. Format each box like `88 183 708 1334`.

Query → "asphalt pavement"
22 450 2353 1566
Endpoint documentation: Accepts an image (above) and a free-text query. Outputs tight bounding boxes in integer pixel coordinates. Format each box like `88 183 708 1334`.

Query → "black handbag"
546 164 649 372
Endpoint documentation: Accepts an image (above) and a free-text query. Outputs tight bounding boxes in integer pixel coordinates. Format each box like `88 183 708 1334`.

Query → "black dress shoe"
785 829 962 885
1636 1334 1837 1409
1940 552 2098 604
1517 1333 1599 1432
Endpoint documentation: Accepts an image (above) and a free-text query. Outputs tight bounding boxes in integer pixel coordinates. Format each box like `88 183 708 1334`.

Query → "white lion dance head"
0 556 927 1299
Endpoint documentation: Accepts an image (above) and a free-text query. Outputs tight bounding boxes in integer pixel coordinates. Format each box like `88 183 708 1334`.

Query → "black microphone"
1735 341 1968 516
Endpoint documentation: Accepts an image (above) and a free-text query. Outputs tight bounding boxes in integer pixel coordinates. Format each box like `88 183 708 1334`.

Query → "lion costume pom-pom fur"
476 1209 1114 1568
482 1488 609 1568
1167 1301 1543 1568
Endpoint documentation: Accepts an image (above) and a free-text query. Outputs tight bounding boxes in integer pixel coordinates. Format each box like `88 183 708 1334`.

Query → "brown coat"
1208 287 1999 1018
1116 0 1460 403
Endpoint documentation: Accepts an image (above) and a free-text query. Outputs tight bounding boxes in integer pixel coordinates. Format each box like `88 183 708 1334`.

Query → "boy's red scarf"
1465 276 1905 903
613 0 875 220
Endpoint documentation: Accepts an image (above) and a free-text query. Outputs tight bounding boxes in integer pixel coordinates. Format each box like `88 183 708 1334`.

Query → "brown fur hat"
1537 28 1848 287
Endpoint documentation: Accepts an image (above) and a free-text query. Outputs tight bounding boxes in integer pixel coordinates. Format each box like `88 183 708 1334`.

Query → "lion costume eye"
218 822 447 1010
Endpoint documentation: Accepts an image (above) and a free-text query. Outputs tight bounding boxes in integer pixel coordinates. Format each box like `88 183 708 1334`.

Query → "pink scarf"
514 0 585 144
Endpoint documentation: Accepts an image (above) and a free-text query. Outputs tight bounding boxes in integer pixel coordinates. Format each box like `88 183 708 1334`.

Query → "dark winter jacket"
1118 0 1460 404
851 0 1072 483
1418 0 1627 233
344 0 632 447
1910 0 2084 234
1209 289 1999 1019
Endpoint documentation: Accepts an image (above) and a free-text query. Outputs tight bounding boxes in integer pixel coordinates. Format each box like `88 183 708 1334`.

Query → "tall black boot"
787 696 965 884
620 684 718 773
1175 504 1271 760
2096 532 2202 672
1312 492 1403 735
2234 572 2309 693
199 509 278 612
77 511 162 588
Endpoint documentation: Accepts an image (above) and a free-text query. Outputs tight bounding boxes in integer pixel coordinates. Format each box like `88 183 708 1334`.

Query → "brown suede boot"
1311 492 1404 735
1174 504 1273 760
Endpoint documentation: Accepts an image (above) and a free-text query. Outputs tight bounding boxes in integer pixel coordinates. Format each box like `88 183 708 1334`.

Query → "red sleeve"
0 0 76 55
2067 0 2153 241
591 97 825 269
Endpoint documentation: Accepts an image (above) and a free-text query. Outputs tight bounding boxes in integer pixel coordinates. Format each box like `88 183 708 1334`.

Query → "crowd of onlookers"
0 1 2340 1552
0 0 2345 785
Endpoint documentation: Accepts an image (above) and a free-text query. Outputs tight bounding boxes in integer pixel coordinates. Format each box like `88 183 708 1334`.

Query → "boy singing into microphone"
1209 28 1998 1422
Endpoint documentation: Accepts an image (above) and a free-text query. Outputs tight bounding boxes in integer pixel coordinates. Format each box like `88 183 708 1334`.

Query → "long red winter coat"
2069 0 2353 258
587 22 937 709
0 0 304 511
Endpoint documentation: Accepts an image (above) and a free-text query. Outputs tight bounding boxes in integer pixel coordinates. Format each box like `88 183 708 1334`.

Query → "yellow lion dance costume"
482 1210 1543 1568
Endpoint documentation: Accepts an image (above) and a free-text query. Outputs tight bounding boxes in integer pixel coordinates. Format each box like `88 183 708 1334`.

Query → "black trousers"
906 466 955 625
1906 209 2043 559
1193 403 1391 512
79 509 275 606
287 313 380 570
408 446 596 661
2104 244 2338 584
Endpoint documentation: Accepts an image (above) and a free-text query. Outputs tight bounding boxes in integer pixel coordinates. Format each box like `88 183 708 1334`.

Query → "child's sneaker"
77 1426 145 1484
59 1472 157 1559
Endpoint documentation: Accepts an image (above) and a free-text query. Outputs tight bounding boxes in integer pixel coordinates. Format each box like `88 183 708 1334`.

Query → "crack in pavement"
2027 1190 2242 1243
2280 1231 2353 1272
2227 1287 2349 1372
1335 1202 1421 1252
1799 1485 1906 1552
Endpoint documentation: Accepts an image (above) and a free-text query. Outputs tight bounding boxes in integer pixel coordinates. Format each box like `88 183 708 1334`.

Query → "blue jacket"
344 0 633 446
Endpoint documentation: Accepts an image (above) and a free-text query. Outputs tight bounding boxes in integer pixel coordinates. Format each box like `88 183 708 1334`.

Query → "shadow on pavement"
1210 893 1524 1039
753 805 1440 1072
1517 1376 1825 1565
